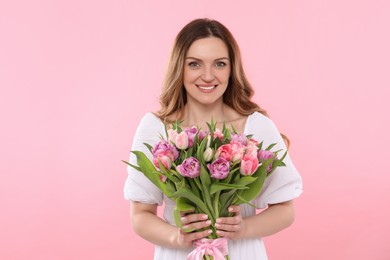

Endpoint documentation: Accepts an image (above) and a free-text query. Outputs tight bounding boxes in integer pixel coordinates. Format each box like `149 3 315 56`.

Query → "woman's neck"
182 101 227 128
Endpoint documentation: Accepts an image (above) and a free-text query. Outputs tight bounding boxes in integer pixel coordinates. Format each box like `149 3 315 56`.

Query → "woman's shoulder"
139 112 162 124
247 111 274 126
136 112 164 132
246 111 281 139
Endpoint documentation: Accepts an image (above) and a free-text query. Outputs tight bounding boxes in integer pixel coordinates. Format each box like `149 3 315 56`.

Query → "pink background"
1 0 389 259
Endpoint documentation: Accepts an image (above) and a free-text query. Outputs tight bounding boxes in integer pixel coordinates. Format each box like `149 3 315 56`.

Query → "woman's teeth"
198 85 215 90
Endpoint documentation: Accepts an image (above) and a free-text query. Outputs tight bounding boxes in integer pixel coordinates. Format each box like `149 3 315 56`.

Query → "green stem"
194 177 215 223
213 190 221 219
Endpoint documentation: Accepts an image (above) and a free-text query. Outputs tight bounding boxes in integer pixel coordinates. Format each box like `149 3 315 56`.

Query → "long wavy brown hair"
155 18 289 146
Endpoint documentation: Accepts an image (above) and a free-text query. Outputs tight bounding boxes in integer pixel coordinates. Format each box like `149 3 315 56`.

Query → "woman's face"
183 37 231 107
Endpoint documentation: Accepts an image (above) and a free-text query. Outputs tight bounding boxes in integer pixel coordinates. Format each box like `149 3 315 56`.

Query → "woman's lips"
196 85 217 92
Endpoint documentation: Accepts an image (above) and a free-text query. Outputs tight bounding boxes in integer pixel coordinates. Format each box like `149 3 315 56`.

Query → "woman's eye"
216 61 226 67
188 61 200 67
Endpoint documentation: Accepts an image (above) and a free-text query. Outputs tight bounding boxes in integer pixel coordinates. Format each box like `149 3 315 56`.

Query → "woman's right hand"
175 211 213 248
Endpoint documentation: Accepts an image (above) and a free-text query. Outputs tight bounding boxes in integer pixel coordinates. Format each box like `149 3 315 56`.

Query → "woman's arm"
130 201 212 248
215 200 295 239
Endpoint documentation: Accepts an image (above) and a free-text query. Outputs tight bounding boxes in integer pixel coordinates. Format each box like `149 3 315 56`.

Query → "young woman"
124 18 303 259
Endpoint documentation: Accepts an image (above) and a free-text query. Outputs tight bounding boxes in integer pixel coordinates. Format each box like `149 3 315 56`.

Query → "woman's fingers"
181 213 208 225
215 205 245 239
178 205 246 242
216 205 241 225
181 219 212 233
228 205 241 214
177 213 212 247
180 213 211 233
181 228 213 243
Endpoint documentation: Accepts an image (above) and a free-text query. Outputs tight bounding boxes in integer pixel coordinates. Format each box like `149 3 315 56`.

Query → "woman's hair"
155 18 289 146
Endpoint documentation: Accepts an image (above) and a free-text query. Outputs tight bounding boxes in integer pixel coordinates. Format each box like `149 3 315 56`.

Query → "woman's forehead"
186 37 229 60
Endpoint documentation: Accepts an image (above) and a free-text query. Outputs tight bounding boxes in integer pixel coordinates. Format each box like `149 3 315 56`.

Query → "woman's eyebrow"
185 56 230 60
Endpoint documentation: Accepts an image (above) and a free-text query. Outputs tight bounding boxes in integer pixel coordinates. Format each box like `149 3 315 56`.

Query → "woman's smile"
196 84 217 92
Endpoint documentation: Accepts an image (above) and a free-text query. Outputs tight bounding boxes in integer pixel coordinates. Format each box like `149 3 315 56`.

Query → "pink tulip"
198 130 208 141
231 134 248 145
245 142 258 158
177 157 200 178
248 138 259 147
153 153 173 170
213 128 224 140
152 141 179 163
183 126 197 147
230 141 245 163
240 155 259 176
167 129 178 144
175 131 189 150
207 157 230 179
258 150 275 173
215 144 232 162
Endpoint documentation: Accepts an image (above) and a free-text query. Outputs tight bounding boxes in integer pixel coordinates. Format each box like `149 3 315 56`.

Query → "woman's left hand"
215 205 246 240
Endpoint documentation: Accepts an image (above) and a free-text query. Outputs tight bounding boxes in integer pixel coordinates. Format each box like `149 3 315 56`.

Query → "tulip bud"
203 147 213 162
167 129 178 144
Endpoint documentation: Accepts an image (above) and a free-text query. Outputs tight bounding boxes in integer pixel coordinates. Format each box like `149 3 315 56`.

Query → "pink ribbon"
187 238 229 260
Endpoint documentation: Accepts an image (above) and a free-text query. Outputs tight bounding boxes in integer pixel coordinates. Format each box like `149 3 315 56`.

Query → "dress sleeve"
123 113 164 205
248 113 303 208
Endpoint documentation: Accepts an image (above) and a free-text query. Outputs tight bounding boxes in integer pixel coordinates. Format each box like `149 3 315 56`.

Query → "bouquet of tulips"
124 120 287 260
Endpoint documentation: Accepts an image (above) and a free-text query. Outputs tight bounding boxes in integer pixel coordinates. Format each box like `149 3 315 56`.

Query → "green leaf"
187 147 193 157
213 138 223 148
246 134 253 139
220 169 234 183
176 197 196 211
143 143 154 154
232 171 241 183
229 166 240 175
266 150 288 176
238 159 273 202
196 137 208 163
127 151 173 197
175 178 187 191
206 118 216 133
157 160 177 183
258 141 263 150
166 181 176 194
279 149 288 161
189 178 202 199
174 197 196 228
170 168 184 181
219 190 236 217
193 129 199 145
210 183 248 195
234 193 258 208
194 175 213 218
200 164 211 187
122 160 141 172
236 176 258 186
224 127 231 142
265 143 277 151
173 207 182 228
231 124 238 134
170 188 211 216
222 121 227 132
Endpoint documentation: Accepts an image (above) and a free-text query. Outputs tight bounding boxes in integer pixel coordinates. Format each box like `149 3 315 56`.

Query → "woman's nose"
201 66 215 82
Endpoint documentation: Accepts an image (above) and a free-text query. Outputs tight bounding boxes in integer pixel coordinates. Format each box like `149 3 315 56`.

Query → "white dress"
124 112 303 260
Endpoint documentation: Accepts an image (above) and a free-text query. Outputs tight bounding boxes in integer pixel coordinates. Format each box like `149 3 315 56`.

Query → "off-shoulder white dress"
124 112 303 260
